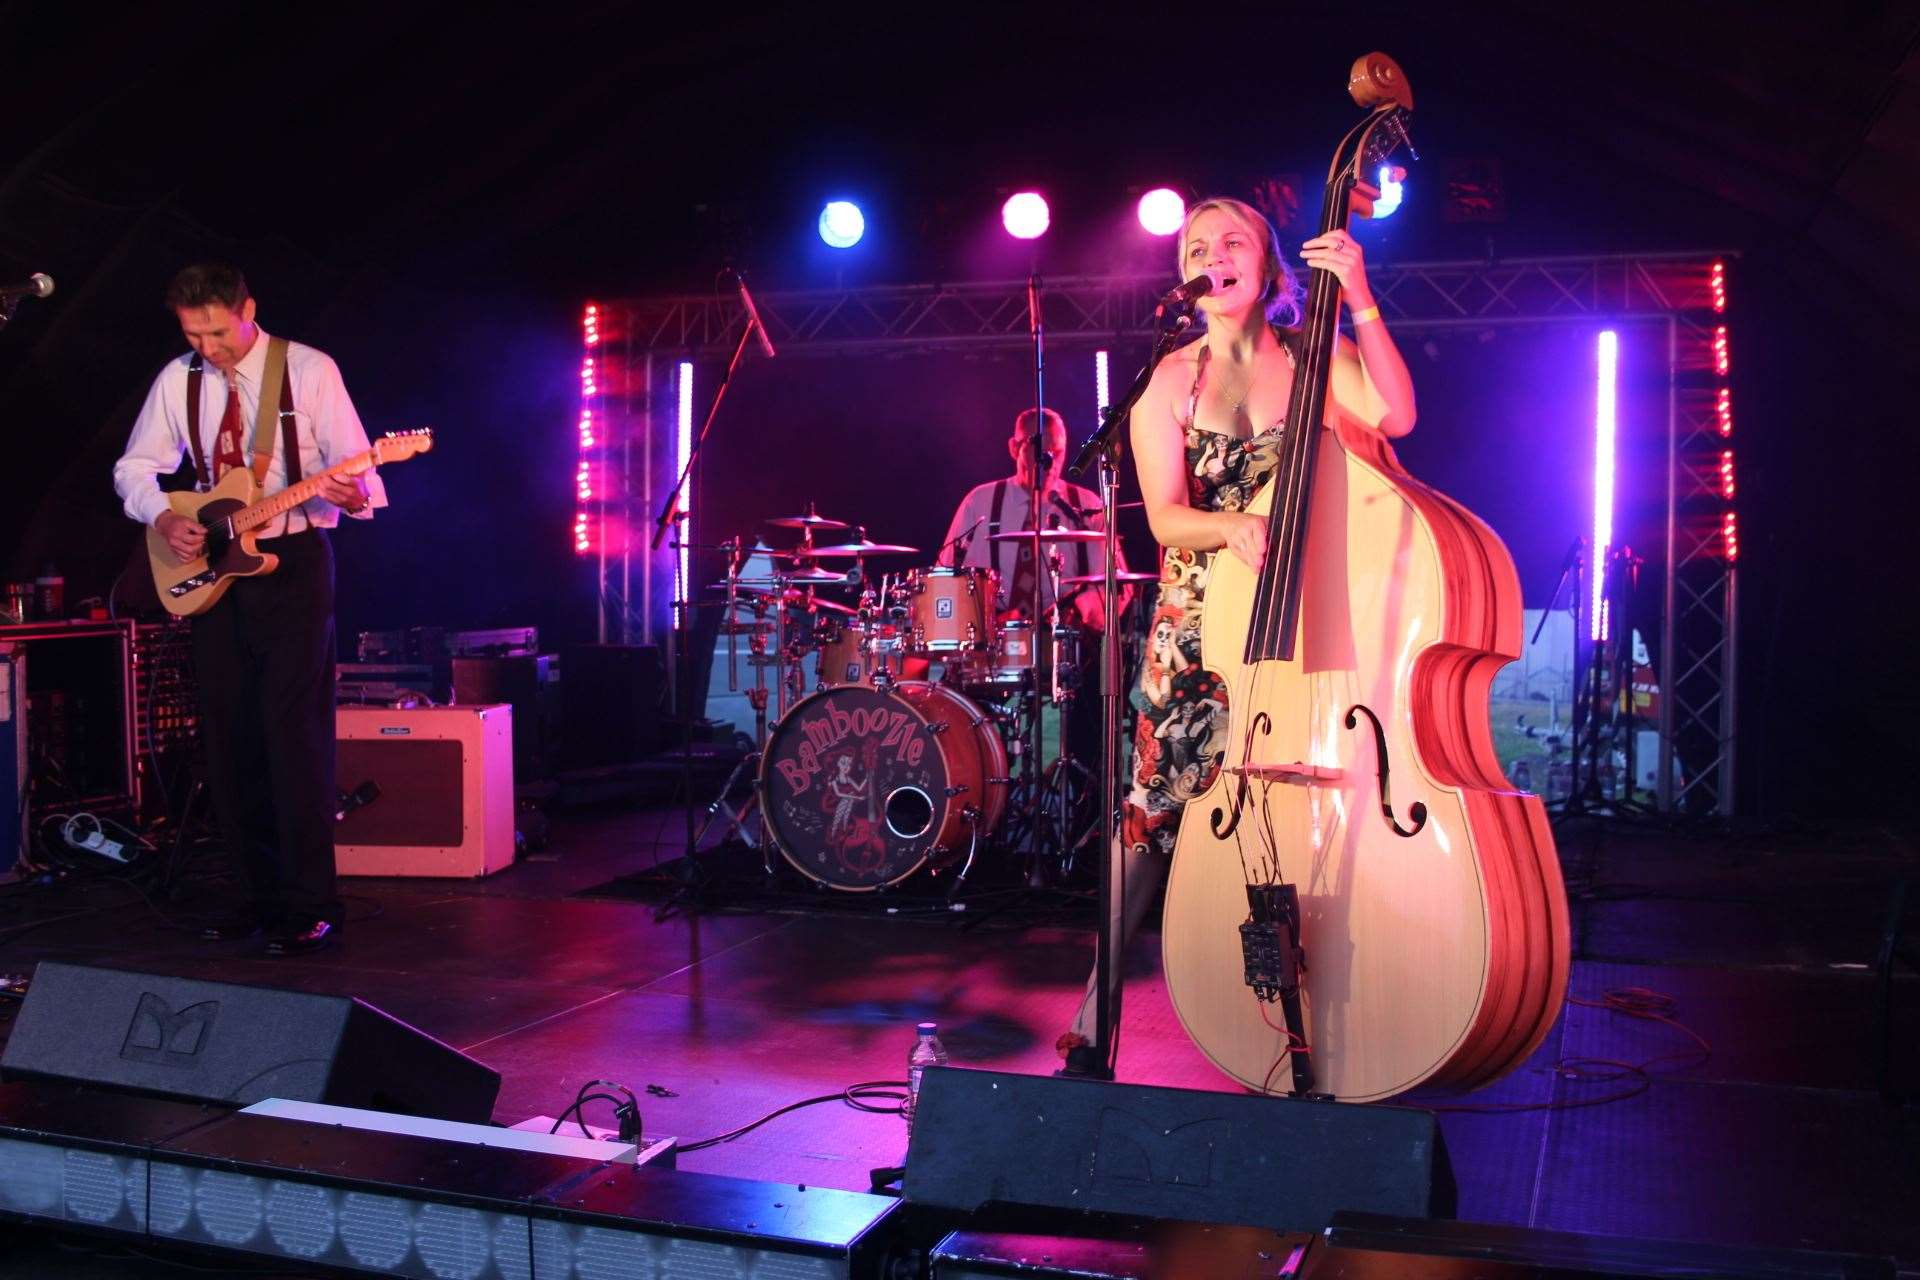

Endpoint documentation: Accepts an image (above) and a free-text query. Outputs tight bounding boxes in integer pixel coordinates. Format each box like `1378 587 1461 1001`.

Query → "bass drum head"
758 681 1001 891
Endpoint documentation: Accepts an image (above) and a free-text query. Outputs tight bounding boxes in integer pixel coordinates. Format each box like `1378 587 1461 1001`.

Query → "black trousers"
190 529 340 927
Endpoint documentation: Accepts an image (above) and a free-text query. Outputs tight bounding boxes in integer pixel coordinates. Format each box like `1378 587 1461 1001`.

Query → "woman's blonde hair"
1176 196 1302 327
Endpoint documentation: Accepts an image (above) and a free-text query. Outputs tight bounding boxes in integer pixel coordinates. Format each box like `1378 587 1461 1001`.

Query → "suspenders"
983 479 1094 607
184 342 304 527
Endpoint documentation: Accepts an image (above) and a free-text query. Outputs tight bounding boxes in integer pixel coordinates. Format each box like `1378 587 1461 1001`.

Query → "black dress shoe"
265 919 334 956
199 914 265 942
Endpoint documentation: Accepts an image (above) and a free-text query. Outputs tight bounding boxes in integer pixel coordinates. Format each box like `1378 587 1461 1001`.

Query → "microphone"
736 276 775 357
1156 274 1213 308
334 780 381 822
1 274 54 301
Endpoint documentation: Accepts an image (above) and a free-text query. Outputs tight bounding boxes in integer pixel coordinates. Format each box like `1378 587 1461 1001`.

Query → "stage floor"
1 807 1916 1271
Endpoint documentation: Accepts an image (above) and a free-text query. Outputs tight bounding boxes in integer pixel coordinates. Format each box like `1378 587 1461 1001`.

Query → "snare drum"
972 621 1087 696
979 619 1037 685
758 681 1007 890
904 566 995 654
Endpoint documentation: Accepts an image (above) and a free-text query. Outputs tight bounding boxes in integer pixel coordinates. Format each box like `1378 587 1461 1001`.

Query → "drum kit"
699 503 1154 895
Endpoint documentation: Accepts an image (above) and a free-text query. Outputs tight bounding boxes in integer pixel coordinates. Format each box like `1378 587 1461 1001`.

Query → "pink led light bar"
575 304 600 555
1591 330 1618 641
1712 325 1729 377
1709 260 1726 314
677 361 694 597
1094 349 1110 425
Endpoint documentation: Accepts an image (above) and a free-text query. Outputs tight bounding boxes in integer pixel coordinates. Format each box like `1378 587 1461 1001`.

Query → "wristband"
1350 304 1381 326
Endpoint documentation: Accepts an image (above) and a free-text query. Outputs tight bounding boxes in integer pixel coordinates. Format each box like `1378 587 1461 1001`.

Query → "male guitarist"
113 264 387 955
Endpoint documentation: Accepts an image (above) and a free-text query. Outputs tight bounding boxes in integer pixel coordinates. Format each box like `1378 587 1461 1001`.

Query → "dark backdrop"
2 4 1916 822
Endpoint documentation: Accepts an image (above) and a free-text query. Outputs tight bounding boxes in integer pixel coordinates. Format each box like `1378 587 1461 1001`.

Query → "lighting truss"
583 250 1738 814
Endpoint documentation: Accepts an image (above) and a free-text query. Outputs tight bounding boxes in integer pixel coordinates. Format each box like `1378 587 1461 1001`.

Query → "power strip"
62 815 133 864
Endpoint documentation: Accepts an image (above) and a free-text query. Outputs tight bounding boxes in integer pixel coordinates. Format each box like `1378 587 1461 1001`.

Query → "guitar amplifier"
333 705 514 878
1 644 24 875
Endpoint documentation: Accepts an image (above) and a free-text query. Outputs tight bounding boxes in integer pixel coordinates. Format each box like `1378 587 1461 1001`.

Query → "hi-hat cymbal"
722 588 858 616
805 539 920 558
783 592 856 615
730 568 850 585
1060 571 1159 585
988 528 1105 542
764 502 849 530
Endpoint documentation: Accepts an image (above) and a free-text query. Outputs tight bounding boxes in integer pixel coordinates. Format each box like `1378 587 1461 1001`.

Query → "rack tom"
903 566 995 655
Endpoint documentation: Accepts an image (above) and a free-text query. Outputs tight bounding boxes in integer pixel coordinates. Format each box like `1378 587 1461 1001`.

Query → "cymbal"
804 539 920 558
1060 571 1159 585
988 528 1104 542
764 502 849 530
787 593 856 615
722 589 858 617
730 568 850 585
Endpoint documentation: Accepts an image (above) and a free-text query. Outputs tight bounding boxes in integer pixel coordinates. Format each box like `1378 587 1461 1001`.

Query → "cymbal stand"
1038 548 1098 880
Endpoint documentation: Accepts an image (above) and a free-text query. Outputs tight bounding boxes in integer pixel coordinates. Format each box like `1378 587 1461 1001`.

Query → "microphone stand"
1536 537 1586 821
1023 273 1047 881
652 288 769 879
1063 304 1195 1080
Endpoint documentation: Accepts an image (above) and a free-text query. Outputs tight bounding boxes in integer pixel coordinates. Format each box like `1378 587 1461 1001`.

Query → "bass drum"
758 681 1006 890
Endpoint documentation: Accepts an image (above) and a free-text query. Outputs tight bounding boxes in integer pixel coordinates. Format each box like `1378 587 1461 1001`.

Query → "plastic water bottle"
902 1021 949 1136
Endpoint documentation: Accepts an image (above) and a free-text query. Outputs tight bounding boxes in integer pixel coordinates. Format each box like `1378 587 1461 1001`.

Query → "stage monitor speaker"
0 961 500 1124
334 703 514 877
560 644 665 769
906 1067 1454 1235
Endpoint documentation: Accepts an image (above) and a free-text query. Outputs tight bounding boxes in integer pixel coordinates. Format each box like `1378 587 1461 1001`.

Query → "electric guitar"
146 429 433 617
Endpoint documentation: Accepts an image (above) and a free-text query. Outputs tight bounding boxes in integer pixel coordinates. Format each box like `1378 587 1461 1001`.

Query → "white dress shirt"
114 326 389 537
937 477 1122 614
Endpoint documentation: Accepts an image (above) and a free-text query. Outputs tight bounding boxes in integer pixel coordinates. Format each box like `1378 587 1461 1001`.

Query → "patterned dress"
1122 348 1287 861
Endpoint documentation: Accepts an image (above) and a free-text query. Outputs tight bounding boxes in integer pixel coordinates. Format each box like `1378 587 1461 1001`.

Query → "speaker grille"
336 739 465 847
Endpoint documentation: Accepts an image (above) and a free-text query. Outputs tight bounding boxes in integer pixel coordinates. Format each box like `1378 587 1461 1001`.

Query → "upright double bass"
1161 54 1569 1101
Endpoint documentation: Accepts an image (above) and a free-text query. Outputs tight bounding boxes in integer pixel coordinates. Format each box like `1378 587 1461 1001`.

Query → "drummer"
937 407 1133 627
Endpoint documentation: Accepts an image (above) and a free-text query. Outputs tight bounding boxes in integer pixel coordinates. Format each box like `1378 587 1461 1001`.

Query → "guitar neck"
234 453 370 531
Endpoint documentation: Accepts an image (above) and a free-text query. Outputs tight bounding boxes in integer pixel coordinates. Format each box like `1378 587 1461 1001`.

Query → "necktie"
212 378 245 479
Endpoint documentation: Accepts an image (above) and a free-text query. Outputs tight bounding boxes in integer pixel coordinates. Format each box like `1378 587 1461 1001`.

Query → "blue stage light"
818 201 865 248
1374 165 1404 219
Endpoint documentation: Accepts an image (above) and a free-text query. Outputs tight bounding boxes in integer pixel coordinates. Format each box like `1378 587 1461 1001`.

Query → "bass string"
1237 659 1292 888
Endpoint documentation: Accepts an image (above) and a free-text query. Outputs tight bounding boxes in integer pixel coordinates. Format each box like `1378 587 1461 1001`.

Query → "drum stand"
690 563 812 877
997 551 1098 884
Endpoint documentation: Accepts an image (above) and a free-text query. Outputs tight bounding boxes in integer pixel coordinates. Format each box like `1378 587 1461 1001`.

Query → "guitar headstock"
372 429 435 464
1340 53 1417 221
